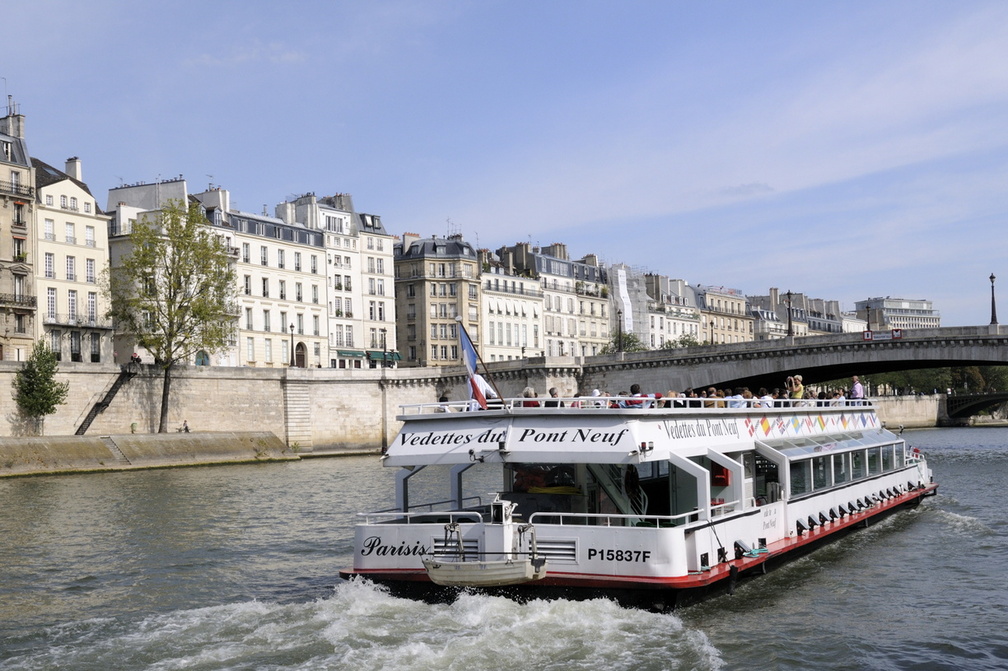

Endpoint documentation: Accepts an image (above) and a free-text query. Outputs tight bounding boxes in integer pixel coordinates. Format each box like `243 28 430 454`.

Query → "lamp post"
617 309 623 352
289 323 295 367
990 273 998 325
380 327 388 368
786 290 794 337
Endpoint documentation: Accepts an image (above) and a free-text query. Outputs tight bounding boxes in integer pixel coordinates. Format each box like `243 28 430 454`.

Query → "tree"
661 333 701 349
107 200 236 432
13 341 70 435
600 329 649 354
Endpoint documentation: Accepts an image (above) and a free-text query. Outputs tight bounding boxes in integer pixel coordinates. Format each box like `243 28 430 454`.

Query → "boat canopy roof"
382 399 892 467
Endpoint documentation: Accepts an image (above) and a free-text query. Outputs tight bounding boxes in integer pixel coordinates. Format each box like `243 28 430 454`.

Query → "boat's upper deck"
384 397 893 467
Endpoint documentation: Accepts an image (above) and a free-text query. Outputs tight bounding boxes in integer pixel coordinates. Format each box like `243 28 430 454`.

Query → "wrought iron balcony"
0 293 36 308
0 181 34 198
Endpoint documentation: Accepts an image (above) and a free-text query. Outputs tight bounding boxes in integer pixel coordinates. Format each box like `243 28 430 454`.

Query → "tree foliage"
661 333 701 349
600 329 649 354
106 200 236 432
13 341 70 434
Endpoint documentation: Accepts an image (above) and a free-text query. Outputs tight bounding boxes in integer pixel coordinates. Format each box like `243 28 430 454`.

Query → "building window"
261 246 268 266
311 255 318 274
264 339 273 363
85 226 96 247
86 258 96 283
87 292 97 323
66 256 76 281
47 288 57 319
242 243 250 263
44 253 54 279
277 249 285 269
313 315 320 336
247 337 255 362
312 285 318 304
67 290 77 321
279 280 286 300
90 333 100 362
65 223 76 244
44 219 54 240
263 310 271 332
294 252 302 272
245 308 253 330
262 278 269 297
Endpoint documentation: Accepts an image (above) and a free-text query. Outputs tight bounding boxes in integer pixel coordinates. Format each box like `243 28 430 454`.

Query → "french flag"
459 323 486 410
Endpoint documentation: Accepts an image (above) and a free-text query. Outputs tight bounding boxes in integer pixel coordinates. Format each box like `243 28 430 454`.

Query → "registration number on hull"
587 548 652 562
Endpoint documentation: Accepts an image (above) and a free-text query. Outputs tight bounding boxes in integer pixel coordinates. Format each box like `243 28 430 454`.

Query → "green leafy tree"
600 329 649 354
107 200 236 432
661 333 701 349
13 341 70 435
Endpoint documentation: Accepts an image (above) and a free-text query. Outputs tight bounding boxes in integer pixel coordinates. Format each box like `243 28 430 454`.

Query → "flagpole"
456 317 503 400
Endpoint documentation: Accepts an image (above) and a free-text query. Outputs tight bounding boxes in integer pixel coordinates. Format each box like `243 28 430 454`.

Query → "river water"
0 427 1005 670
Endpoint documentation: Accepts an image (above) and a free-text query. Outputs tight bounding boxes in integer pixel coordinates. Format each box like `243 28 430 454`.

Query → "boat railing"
399 397 877 415
527 509 701 528
709 498 742 516
362 509 484 524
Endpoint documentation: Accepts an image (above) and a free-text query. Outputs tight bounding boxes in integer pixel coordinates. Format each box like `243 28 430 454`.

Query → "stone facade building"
34 157 113 363
0 99 36 362
394 233 481 368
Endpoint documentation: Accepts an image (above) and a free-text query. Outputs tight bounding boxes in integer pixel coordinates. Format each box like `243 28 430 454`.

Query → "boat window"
832 453 848 484
761 428 900 460
791 460 810 496
882 444 894 472
743 453 755 479
867 447 882 475
851 451 865 480
894 445 905 469
812 456 829 490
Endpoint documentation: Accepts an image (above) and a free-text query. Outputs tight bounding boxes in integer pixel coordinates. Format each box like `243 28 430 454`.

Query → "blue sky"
4 1 1007 326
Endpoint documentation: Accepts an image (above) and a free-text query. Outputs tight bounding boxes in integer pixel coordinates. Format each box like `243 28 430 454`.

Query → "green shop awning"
337 350 366 358
367 350 402 361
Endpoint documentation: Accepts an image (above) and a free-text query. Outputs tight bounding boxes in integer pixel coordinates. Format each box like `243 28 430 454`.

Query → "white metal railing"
399 397 876 416
528 509 701 528
361 510 483 525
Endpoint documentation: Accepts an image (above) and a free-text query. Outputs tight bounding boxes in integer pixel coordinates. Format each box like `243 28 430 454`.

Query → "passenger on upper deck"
544 387 564 407
786 375 804 400
521 387 540 407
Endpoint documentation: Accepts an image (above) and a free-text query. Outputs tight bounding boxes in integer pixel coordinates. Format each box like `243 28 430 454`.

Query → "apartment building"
498 242 608 358
34 157 112 363
696 284 755 344
394 233 481 368
855 297 941 330
276 193 396 369
0 99 36 361
644 275 701 347
478 249 544 361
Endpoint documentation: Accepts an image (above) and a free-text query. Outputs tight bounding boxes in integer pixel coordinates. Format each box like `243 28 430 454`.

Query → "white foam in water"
2 580 723 671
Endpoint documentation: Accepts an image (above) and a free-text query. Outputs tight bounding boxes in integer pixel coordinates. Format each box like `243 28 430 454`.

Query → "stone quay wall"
0 357 940 455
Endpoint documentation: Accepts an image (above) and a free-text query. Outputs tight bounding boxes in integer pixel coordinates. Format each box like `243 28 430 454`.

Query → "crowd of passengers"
472 374 867 409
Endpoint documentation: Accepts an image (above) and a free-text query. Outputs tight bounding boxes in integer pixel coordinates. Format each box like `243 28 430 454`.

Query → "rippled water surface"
1 427 1005 670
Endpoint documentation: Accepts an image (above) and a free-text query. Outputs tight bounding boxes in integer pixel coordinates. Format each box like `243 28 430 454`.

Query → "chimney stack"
65 156 82 181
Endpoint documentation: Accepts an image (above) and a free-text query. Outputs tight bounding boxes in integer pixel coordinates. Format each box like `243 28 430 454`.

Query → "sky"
3 1 1007 326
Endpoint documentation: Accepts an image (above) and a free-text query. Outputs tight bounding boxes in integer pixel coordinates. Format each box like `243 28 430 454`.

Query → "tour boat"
340 397 937 610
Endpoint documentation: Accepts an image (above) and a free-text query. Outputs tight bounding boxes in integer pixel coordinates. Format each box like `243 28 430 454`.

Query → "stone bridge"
572 325 1008 396
945 392 1008 419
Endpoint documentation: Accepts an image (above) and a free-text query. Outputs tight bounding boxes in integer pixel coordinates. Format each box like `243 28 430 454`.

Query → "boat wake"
2 580 724 671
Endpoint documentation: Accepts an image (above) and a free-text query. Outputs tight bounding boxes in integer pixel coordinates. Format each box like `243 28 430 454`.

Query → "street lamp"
380 327 388 368
990 273 998 325
289 323 295 367
786 290 794 337
617 309 623 352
